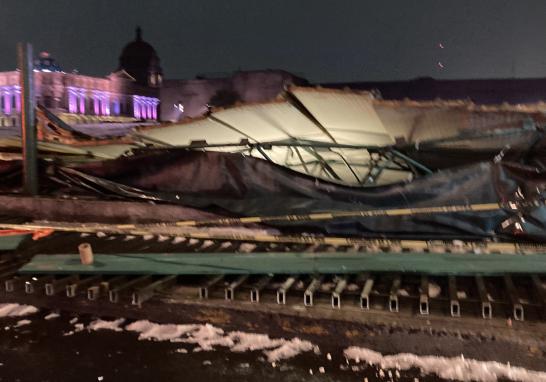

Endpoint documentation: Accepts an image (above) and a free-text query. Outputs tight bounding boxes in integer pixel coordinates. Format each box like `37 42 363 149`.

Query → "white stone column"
133 96 140 119
68 89 77 113
3 88 11 115
15 86 21 113
152 100 158 120
78 90 86 114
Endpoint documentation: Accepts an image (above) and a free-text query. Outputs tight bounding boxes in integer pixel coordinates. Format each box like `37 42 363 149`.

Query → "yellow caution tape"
1 218 545 255
174 202 503 227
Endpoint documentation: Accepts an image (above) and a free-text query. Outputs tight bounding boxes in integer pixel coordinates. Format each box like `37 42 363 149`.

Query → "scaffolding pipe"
17 42 38 195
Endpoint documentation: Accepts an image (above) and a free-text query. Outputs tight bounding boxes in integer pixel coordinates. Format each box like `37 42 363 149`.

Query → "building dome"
118 27 163 87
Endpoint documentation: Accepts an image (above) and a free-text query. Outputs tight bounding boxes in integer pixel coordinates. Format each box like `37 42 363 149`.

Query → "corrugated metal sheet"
374 99 546 143
136 87 545 185
141 87 392 147
213 101 331 143
139 117 244 145
291 87 393 145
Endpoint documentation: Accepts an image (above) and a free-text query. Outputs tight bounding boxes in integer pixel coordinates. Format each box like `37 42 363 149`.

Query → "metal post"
199 275 223 299
225 275 248 301
503 275 524 321
389 275 401 312
45 275 79 296
448 276 461 317
17 43 38 195
250 275 273 303
475 275 492 319
360 276 374 310
277 275 297 305
304 275 324 306
331 277 347 309
419 275 429 315
132 275 177 306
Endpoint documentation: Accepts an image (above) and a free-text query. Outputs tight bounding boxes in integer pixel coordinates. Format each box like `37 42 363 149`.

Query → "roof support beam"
283 90 337 143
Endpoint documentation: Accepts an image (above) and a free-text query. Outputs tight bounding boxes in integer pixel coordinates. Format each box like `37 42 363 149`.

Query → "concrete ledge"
0 195 219 224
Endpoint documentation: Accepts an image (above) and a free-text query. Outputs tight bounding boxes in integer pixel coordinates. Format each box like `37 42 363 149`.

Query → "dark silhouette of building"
325 76 546 105
161 70 308 121
118 26 163 88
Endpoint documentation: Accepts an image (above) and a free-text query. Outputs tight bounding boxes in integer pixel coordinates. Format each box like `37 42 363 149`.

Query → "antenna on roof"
136 26 142 41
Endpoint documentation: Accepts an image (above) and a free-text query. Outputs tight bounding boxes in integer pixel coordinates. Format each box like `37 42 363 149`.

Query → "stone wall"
160 70 307 122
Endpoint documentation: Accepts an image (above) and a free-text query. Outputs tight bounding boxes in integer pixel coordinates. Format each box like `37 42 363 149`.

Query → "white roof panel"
213 101 333 143
140 118 245 146
290 87 394 145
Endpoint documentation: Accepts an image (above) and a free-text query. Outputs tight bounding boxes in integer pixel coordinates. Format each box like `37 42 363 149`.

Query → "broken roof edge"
148 86 379 127
137 98 294 133
288 84 377 99
292 83 546 114
373 98 546 114
36 108 138 149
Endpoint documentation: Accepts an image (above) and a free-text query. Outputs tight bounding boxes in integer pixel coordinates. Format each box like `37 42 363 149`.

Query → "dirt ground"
0 309 446 382
1 290 545 378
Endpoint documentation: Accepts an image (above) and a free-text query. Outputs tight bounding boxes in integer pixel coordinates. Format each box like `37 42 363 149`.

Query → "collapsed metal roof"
135 86 545 185
140 87 393 146
1 86 544 185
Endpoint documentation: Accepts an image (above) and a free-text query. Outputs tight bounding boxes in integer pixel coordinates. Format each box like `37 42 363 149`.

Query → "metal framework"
143 138 432 186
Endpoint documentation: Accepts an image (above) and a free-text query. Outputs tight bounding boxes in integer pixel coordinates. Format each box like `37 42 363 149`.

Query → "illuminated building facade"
0 28 160 128
0 27 307 127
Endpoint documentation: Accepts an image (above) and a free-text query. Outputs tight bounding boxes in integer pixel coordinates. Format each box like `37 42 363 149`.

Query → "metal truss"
156 138 432 186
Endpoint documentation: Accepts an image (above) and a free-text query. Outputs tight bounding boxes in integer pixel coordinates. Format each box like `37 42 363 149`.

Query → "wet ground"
0 310 446 382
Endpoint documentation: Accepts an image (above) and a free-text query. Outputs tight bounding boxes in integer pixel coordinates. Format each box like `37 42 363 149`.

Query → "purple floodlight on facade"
93 91 108 116
0 35 163 123
141 102 147 119
69 94 76 113
68 87 87 114
0 86 22 115
78 90 85 114
105 94 111 116
93 96 100 115
133 96 141 118
3 91 11 115
68 88 77 113
133 95 159 120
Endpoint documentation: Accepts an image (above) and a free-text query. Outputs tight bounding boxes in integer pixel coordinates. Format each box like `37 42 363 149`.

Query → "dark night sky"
1 0 545 83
